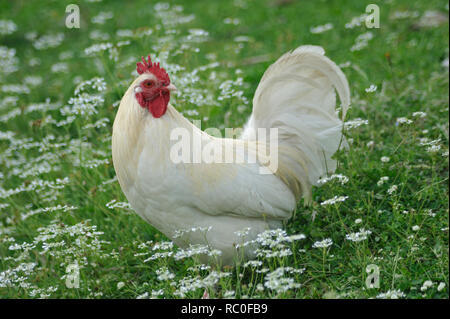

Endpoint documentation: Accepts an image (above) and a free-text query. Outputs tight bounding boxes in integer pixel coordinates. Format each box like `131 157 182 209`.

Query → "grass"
0 0 448 299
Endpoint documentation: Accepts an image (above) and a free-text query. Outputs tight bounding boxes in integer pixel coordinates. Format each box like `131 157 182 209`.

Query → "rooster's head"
134 55 176 118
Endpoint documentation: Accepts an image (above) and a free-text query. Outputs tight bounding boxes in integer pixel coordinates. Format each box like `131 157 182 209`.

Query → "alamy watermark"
365 264 380 289
65 4 80 29
365 4 380 28
65 263 80 288
169 121 279 174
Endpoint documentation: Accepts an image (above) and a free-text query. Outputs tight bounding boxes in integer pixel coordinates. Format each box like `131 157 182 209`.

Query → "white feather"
242 45 350 201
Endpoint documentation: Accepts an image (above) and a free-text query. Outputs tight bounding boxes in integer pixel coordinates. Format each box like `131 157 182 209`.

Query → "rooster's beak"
167 83 177 92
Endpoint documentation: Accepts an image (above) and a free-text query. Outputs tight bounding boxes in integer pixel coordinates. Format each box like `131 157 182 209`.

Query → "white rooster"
112 45 350 265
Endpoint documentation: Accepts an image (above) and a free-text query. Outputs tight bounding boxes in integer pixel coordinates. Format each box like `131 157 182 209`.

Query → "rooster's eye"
143 81 153 87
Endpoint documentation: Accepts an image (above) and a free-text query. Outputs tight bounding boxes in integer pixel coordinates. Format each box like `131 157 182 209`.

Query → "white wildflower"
106 199 131 210
345 14 368 29
310 23 333 34
234 227 251 238
152 241 173 251
136 292 149 299
345 228 372 242
33 33 64 50
173 226 212 239
116 29 133 38
396 117 413 125
312 238 333 248
51 62 69 73
377 176 389 186
156 267 175 281
426 144 441 153
234 36 251 42
151 289 164 298
223 17 240 25
174 244 221 260
264 267 301 294
442 58 449 69
390 11 419 20
254 229 305 248
345 118 369 129
419 138 440 146
365 84 377 93
24 76 43 87
317 174 349 185
244 260 263 268
91 11 114 24
89 30 110 41
84 42 113 56
0 46 19 75
320 196 348 206
0 20 17 35
224 290 235 298
376 289 406 299
412 111 427 118
350 32 373 51
387 185 398 195
1 84 30 94
29 57 40 66
420 280 433 291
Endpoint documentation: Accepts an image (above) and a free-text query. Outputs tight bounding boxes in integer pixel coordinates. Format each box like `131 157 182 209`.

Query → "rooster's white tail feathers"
242 45 350 202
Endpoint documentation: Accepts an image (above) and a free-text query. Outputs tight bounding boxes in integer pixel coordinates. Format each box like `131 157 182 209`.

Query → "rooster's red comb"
136 55 170 84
